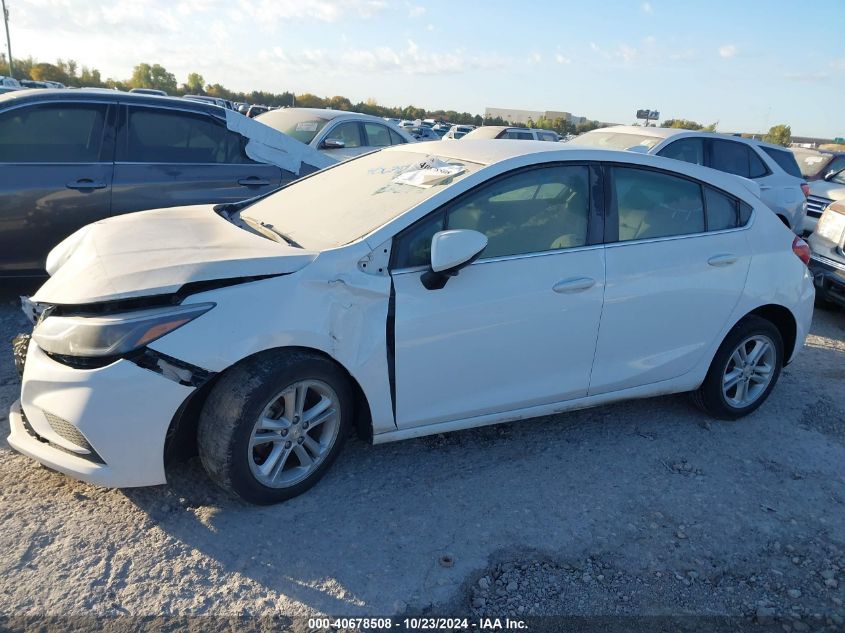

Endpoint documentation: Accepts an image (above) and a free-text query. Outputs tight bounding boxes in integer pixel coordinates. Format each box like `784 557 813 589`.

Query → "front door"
390 163 606 428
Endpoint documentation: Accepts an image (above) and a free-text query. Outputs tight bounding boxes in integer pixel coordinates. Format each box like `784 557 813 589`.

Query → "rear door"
0 100 115 275
589 165 751 395
112 104 282 215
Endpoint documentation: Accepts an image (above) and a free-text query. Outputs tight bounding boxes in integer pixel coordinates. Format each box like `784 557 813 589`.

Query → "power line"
2 0 12 78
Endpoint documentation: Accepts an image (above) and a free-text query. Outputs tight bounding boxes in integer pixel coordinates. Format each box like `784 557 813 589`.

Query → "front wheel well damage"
163 346 373 466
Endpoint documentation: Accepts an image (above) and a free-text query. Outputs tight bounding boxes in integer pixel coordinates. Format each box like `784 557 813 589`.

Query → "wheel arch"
740 304 798 364
163 345 374 467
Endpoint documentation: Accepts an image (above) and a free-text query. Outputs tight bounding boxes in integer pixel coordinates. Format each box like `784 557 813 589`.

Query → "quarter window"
613 167 704 241
0 102 107 163
121 106 251 164
388 127 407 145
392 165 590 268
704 187 739 231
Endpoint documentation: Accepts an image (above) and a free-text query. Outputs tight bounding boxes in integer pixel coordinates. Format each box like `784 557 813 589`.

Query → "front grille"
42 410 105 464
807 195 834 218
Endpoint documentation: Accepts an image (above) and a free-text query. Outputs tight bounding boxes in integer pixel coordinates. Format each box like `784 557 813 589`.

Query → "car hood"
32 205 318 305
809 180 845 201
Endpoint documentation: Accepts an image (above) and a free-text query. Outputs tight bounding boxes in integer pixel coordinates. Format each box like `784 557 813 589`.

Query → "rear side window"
121 106 251 164
0 102 107 163
506 131 533 140
388 127 407 145
658 138 704 165
761 146 802 178
710 140 770 179
612 167 704 241
363 123 391 147
710 140 751 178
704 187 739 231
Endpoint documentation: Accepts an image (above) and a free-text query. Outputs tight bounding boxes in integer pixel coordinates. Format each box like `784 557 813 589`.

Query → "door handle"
553 277 596 293
238 177 271 186
708 254 738 267
66 179 106 190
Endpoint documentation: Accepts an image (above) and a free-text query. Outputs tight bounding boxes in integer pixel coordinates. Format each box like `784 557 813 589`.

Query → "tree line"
0 55 792 144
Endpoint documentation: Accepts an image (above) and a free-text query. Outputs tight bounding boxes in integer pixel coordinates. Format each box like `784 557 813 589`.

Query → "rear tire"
692 316 783 420
197 350 352 504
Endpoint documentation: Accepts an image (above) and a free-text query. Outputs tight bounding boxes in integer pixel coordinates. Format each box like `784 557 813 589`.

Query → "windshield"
255 110 332 144
572 130 663 151
792 149 834 178
240 151 483 250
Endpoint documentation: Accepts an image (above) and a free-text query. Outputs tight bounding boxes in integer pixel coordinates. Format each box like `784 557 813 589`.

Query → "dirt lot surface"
0 284 843 629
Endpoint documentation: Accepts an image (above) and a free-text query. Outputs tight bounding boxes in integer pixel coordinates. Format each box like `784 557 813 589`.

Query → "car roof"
592 125 798 153
374 140 763 210
0 88 226 117
282 107 382 121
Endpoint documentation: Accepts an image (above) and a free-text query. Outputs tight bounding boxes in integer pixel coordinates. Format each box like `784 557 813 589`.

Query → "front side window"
393 165 590 267
121 106 250 164
0 102 107 163
325 122 363 148
658 138 704 166
613 167 704 241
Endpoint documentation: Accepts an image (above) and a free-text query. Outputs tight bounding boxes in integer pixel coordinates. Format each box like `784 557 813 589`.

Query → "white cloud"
272 39 504 76
408 5 426 18
718 44 737 58
530 52 542 64
641 1 653 13
555 53 571 65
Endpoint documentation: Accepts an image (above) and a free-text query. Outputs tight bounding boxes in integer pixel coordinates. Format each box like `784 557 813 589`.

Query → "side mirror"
321 138 345 149
421 230 488 290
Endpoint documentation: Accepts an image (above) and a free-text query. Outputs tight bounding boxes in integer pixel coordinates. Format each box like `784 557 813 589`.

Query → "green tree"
79 66 103 87
662 119 703 130
29 62 69 84
129 63 177 93
183 72 205 94
763 124 791 147
296 93 326 108
328 95 353 111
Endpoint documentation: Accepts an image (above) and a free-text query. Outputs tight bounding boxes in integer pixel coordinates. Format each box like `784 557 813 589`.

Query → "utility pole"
2 0 12 78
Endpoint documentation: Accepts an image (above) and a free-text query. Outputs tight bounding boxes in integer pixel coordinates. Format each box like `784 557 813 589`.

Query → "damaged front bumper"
7 341 197 488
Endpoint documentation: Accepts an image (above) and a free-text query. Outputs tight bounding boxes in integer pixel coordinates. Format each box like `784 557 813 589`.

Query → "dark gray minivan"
0 90 314 276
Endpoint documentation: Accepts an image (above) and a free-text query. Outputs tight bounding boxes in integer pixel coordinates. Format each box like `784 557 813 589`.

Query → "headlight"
32 303 214 358
816 207 845 244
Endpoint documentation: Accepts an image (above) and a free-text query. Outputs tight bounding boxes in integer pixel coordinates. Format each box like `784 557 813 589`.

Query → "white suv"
573 126 808 234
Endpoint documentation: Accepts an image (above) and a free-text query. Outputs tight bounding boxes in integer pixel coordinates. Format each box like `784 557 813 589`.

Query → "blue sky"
9 0 845 137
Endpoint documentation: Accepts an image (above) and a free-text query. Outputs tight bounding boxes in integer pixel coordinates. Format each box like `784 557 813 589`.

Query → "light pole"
1 0 12 78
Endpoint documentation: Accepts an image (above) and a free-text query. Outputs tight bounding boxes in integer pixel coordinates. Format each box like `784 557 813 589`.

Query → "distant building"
485 107 587 126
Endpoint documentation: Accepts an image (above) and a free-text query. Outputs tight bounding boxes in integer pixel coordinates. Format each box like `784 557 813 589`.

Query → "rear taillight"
792 236 811 265
801 183 810 198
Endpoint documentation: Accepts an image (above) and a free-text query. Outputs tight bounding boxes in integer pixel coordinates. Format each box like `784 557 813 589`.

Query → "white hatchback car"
9 141 815 504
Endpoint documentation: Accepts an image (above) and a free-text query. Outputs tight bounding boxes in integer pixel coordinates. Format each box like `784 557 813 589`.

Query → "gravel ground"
0 283 843 629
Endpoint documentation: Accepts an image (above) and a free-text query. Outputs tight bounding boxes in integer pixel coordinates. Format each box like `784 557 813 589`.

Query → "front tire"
197 350 352 504
692 316 783 420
